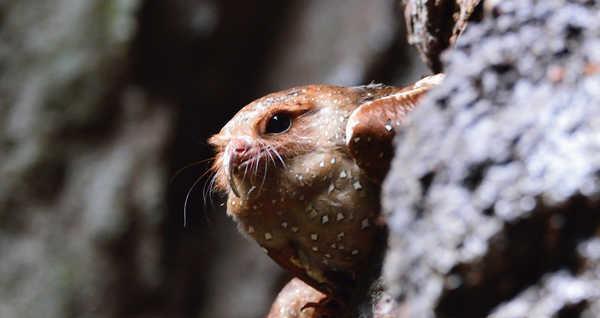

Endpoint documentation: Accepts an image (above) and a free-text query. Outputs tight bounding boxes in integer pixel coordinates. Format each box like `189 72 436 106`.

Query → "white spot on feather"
385 121 393 131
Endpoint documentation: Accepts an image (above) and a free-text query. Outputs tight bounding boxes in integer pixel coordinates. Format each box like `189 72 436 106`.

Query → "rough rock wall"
402 0 483 72
0 1 172 318
383 0 600 317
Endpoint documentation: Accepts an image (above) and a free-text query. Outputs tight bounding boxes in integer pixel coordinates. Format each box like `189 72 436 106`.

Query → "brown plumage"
208 74 443 317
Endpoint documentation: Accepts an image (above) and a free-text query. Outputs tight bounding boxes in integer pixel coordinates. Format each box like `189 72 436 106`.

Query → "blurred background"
0 0 428 317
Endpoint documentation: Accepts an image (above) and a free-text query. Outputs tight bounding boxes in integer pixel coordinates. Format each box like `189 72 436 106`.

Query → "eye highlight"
265 113 292 134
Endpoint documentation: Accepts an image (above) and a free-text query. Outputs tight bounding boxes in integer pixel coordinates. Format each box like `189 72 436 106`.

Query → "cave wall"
383 0 600 317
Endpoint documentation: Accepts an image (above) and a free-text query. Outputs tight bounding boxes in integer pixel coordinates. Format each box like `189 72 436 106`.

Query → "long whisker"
253 153 260 183
205 173 218 223
184 174 205 227
242 162 249 185
260 141 282 195
182 165 217 227
242 157 255 189
201 171 217 209
170 158 214 183
259 155 268 195
262 143 276 167
267 144 286 168
208 173 218 206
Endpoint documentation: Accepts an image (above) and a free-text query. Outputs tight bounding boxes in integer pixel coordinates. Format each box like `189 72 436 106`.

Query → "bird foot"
301 296 345 318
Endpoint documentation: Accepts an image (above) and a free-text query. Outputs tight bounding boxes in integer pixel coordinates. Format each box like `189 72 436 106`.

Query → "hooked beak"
224 148 241 198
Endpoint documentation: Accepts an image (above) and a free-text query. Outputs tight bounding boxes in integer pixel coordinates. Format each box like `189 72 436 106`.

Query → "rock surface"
402 0 483 72
0 1 173 317
383 0 600 317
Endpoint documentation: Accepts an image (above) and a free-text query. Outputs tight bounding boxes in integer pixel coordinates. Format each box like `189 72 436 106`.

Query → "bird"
208 74 443 317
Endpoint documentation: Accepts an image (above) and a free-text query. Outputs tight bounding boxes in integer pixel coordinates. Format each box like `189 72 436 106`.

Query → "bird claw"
301 297 345 318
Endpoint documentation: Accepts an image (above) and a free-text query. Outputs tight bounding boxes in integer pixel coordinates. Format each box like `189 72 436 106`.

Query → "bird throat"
226 149 381 293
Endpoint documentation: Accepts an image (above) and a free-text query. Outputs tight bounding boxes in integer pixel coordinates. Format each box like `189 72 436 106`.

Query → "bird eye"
265 113 292 134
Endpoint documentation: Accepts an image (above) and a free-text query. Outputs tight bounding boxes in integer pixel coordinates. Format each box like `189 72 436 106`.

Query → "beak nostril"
234 145 247 154
229 137 252 159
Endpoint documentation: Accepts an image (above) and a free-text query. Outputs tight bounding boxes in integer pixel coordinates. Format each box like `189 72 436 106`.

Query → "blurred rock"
0 1 173 317
263 0 397 89
383 0 600 317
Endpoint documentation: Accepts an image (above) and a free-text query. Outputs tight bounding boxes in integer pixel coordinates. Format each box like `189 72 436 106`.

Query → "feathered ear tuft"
345 74 444 182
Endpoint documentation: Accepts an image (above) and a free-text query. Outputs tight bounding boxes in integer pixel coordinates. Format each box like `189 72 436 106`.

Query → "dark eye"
265 113 292 134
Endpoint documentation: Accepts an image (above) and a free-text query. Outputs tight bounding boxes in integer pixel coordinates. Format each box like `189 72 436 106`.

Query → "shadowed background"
0 1 426 317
